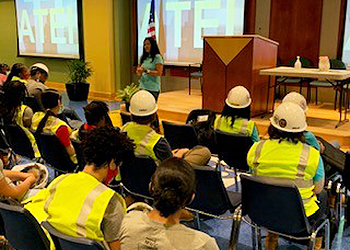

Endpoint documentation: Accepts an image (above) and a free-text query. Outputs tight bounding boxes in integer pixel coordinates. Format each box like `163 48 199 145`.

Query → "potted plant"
117 83 139 112
65 60 93 101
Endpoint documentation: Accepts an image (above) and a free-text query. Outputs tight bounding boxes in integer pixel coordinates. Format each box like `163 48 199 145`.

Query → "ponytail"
35 109 56 134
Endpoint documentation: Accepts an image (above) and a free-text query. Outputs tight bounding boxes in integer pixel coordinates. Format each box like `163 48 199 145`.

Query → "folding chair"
0 202 51 250
34 132 77 174
42 221 106 250
119 155 157 202
162 120 198 149
186 165 241 232
4 123 35 159
215 130 254 190
230 174 330 250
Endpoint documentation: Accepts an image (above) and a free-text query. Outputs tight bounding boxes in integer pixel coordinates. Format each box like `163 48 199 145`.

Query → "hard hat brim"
269 117 307 133
225 98 251 109
129 104 158 116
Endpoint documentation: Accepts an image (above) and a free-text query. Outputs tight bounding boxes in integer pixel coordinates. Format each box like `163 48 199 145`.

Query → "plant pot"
125 102 130 112
65 82 90 101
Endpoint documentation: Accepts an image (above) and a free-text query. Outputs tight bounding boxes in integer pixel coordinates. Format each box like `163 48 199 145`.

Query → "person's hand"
136 66 144 75
173 148 190 158
26 173 37 187
318 141 325 154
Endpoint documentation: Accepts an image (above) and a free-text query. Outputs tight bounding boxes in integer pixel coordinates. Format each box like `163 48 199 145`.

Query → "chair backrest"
72 139 85 172
188 165 234 215
241 174 310 234
215 130 254 171
120 111 132 125
4 123 35 159
119 155 157 199
162 120 198 149
0 202 51 250
23 96 44 113
186 109 218 124
34 132 77 173
330 59 346 70
42 221 106 250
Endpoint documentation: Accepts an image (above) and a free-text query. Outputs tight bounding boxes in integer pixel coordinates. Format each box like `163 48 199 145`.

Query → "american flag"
147 0 156 39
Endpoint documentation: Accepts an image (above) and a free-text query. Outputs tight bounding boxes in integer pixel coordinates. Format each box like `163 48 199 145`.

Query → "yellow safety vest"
24 172 126 243
11 76 27 85
121 122 163 164
31 112 73 135
247 139 320 217
14 105 41 158
214 116 255 137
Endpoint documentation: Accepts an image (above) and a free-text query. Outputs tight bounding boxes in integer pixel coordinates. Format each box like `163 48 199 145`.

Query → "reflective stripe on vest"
31 112 73 135
214 116 254 137
121 122 163 164
44 172 121 241
15 105 41 158
250 140 319 217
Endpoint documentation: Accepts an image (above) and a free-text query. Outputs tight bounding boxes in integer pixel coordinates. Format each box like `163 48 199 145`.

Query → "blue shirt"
140 54 163 92
304 131 320 151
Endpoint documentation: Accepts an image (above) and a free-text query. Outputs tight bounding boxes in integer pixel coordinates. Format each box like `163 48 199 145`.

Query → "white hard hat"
282 92 308 112
31 63 49 75
270 102 307 132
129 90 158 116
12 163 48 189
225 86 252 109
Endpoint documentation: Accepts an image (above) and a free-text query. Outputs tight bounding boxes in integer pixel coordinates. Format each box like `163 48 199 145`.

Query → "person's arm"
0 174 36 200
56 126 77 162
3 170 36 182
313 155 325 194
147 64 163 76
23 106 34 128
136 65 144 75
108 240 121 250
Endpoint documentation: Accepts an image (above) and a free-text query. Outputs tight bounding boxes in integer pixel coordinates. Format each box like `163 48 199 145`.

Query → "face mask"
104 168 119 185
6 71 9 76
58 104 64 114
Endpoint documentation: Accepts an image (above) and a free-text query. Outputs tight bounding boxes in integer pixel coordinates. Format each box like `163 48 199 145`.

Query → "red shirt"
55 125 71 147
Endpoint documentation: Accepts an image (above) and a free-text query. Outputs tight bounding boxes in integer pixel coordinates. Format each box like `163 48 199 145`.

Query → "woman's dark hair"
0 64 9 74
5 63 28 84
150 157 196 218
140 37 161 65
0 80 27 123
35 89 61 134
82 127 135 168
268 124 305 144
221 103 251 126
83 101 112 127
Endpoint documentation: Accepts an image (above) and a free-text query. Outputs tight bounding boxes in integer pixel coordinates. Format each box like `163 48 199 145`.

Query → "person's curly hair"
82 127 135 168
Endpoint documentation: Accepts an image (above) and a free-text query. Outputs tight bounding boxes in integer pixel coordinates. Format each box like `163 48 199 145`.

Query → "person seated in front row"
24 127 134 250
119 157 220 250
121 90 211 166
214 86 259 142
247 102 326 250
31 89 77 163
71 100 114 141
0 64 10 86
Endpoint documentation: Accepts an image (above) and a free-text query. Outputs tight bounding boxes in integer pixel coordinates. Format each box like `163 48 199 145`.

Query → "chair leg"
307 233 316 250
234 168 239 192
257 228 263 250
325 220 330 250
251 226 257 250
193 212 200 230
315 87 318 105
335 89 338 110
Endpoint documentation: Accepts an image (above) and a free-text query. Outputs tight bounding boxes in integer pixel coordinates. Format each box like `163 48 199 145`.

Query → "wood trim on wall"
131 0 138 66
337 0 348 60
244 0 256 34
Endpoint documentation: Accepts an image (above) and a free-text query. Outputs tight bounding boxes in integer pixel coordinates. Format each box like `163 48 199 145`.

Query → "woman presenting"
136 37 164 101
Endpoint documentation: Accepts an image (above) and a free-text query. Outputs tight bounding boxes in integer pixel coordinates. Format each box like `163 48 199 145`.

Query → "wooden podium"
202 35 278 116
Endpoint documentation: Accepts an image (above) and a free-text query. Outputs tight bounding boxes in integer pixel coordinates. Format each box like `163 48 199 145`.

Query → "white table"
260 66 350 127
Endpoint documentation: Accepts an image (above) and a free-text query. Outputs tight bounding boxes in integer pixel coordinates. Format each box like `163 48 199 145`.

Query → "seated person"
0 149 37 201
24 127 134 250
214 86 259 142
0 81 40 158
247 102 326 250
72 101 113 140
282 91 320 150
31 89 77 163
0 64 9 86
26 63 49 109
121 90 211 166
119 157 219 250
4 63 30 85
